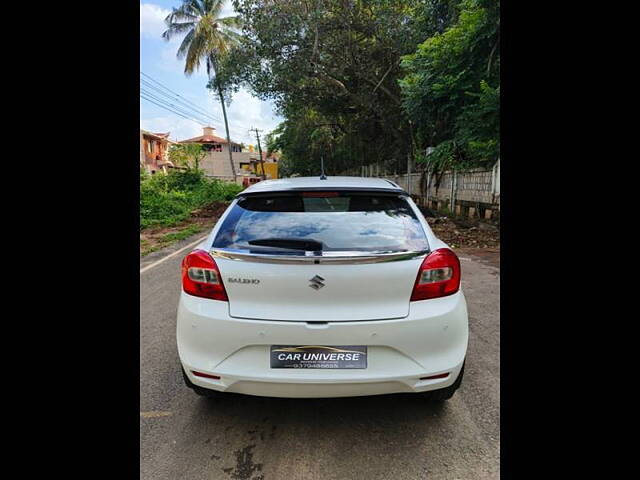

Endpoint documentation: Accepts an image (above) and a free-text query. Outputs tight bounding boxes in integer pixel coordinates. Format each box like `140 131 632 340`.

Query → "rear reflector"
191 371 220 380
420 372 450 380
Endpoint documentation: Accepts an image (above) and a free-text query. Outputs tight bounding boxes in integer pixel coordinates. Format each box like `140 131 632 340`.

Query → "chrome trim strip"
209 248 429 264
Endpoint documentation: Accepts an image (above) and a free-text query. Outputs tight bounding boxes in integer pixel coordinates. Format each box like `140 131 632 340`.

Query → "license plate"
270 345 367 369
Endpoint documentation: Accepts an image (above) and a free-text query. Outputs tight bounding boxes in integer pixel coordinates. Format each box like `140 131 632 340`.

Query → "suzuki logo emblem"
309 275 325 290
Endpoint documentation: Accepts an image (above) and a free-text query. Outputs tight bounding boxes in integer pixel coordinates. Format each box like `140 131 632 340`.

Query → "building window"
204 143 222 152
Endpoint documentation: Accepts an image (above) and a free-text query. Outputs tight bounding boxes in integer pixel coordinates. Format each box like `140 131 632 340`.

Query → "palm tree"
162 0 243 178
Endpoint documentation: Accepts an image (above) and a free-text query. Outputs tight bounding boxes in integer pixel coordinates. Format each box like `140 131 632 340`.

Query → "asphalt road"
140 239 500 480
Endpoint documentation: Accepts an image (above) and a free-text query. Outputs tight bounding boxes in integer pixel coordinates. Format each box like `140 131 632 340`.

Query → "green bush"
140 170 241 230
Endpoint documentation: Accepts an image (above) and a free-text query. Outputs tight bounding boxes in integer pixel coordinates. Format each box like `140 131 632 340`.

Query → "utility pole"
250 127 266 179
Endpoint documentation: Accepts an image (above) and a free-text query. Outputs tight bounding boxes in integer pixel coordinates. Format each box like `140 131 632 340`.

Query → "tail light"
410 248 461 301
181 249 228 301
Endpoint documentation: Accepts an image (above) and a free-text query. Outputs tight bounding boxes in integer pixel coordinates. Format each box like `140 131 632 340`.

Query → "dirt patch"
456 247 500 268
188 201 231 220
140 201 229 256
421 208 500 250
222 444 264 480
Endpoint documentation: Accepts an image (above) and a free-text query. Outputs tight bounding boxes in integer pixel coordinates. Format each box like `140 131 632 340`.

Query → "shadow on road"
189 389 454 447
198 390 449 422
177 391 473 479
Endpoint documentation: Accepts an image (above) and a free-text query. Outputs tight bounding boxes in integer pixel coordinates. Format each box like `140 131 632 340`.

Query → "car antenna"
320 156 327 180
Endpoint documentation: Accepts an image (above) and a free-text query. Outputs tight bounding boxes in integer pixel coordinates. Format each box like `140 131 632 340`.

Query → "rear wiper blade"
248 238 323 251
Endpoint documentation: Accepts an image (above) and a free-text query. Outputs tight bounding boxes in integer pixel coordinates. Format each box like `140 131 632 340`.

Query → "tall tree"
214 0 499 177
163 0 243 178
222 0 425 176
400 0 500 171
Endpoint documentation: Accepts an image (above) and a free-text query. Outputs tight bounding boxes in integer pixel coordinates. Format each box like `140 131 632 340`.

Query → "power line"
140 71 260 139
140 94 205 126
140 91 250 138
140 94 255 143
140 78 222 124
141 71 245 133
140 95 248 140
141 88 214 125
140 78 240 133
140 76 247 136
140 90 212 127
140 71 265 142
141 71 220 120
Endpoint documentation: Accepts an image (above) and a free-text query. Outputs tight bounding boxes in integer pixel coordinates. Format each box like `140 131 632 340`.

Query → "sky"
140 1 282 145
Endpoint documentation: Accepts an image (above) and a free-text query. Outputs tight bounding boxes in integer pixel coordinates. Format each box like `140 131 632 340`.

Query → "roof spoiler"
236 186 409 198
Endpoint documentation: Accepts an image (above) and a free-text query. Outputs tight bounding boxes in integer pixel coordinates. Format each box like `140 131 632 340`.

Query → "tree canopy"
168 143 206 171
400 0 500 170
221 0 499 176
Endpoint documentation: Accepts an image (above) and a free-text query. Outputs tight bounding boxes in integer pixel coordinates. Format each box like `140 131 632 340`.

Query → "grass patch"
140 224 207 257
160 224 204 243
140 169 241 231
140 170 238 257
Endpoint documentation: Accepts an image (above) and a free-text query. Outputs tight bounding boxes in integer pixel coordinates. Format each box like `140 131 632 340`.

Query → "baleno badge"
228 278 260 285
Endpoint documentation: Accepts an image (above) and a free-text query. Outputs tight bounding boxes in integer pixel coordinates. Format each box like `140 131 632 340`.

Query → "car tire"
182 368 220 399
427 362 465 402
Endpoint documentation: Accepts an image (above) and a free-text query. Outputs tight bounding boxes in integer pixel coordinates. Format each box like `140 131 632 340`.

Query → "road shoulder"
139 230 209 272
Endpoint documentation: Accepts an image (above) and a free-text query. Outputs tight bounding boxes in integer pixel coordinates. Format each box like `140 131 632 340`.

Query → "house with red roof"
179 126 245 179
173 126 279 182
140 130 174 174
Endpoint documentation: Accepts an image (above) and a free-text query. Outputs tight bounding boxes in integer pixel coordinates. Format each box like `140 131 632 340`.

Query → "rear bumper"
177 291 468 398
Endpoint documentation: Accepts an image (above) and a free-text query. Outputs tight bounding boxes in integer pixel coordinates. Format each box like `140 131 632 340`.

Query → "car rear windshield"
212 192 429 253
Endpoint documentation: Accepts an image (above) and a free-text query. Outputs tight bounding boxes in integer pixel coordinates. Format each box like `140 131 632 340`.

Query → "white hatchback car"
177 176 468 400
